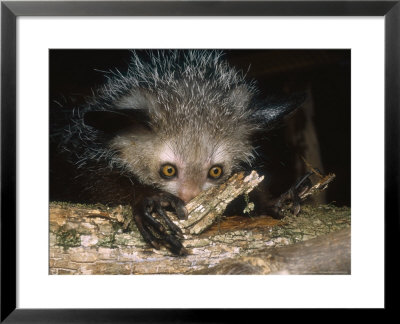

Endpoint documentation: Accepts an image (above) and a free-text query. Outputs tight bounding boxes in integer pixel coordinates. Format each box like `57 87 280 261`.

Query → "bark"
50 170 348 275
50 202 350 275
192 227 350 274
177 171 264 234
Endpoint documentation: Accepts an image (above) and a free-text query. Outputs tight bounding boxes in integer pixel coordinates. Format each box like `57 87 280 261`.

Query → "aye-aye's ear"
83 109 151 134
252 92 307 128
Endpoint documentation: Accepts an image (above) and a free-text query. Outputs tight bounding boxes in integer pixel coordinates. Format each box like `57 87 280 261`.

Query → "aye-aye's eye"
160 164 177 179
208 165 223 179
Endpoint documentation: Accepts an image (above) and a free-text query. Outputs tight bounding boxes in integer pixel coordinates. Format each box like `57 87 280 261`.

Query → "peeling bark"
49 200 350 275
50 170 348 275
191 227 351 274
176 171 264 234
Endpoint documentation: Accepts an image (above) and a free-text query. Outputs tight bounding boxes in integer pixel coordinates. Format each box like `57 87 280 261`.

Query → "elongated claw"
159 192 188 220
132 193 188 256
133 210 160 250
271 170 314 218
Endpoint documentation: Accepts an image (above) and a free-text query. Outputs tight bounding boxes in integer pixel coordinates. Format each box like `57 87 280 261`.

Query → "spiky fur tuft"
54 50 285 202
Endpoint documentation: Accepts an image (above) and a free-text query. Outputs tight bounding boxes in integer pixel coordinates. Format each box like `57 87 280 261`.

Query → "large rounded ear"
84 88 156 134
252 92 307 128
83 109 151 134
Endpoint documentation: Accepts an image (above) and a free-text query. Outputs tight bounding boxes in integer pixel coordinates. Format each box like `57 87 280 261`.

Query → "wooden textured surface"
49 201 350 275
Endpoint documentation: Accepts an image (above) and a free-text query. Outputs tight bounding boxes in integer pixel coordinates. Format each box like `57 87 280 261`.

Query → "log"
50 170 347 275
191 227 351 274
49 200 351 274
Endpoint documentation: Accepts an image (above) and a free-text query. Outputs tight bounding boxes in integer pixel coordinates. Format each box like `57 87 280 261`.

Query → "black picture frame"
1 0 398 321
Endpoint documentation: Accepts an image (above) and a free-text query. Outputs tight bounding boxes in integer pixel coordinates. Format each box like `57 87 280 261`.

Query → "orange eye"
160 164 176 178
208 166 223 179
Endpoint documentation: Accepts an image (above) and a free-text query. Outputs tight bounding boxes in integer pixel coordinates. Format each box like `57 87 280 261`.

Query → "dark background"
50 49 350 207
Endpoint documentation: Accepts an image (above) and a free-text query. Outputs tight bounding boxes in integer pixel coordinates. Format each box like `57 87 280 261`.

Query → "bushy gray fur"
56 50 299 203
59 51 260 193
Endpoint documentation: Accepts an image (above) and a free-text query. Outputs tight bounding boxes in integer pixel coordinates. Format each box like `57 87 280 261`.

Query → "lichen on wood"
175 170 264 235
49 170 350 275
49 203 350 274
191 227 351 275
